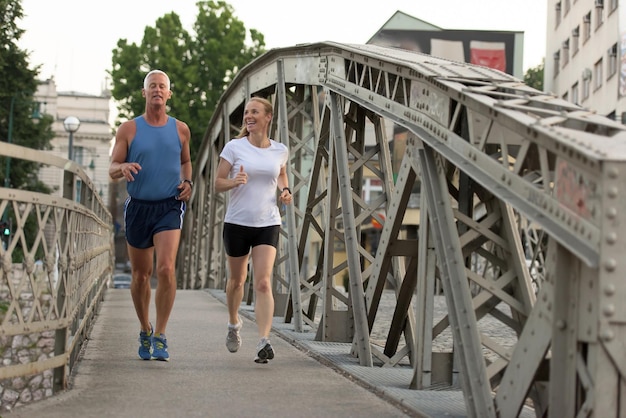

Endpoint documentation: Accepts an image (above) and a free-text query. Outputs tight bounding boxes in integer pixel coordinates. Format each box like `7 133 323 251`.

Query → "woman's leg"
250 244 277 338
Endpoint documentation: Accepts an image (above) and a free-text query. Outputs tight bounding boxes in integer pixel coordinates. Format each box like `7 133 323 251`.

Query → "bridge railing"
0 142 113 410
182 42 626 417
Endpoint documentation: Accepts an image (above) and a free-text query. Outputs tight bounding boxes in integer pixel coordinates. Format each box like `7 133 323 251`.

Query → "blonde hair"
237 97 273 138
143 70 170 90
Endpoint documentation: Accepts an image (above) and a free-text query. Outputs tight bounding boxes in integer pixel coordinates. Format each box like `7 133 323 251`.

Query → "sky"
17 0 547 96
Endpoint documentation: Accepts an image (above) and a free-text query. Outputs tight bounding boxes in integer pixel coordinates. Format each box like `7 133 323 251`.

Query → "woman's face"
244 100 271 135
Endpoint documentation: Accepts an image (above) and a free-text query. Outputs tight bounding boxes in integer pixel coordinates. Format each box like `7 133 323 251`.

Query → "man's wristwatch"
183 179 193 187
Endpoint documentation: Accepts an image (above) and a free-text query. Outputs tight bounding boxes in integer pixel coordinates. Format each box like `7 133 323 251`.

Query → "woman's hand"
280 187 292 205
233 165 247 188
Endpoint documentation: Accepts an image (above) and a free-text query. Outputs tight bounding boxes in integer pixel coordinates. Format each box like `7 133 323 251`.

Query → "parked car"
112 273 132 289
114 261 131 273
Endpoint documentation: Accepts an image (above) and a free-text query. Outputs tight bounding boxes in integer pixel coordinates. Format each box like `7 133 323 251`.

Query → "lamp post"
63 116 80 160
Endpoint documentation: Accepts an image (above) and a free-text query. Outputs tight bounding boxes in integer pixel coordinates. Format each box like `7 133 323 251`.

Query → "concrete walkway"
5 289 415 418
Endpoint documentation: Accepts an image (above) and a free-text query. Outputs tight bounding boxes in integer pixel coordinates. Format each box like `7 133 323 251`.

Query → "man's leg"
128 244 154 360
152 229 181 335
127 244 154 332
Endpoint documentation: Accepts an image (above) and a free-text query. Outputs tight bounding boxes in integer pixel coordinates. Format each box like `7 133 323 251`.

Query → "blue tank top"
126 115 182 200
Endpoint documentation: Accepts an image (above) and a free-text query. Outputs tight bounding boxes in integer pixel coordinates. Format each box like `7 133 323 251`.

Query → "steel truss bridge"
2 41 625 417
180 42 626 417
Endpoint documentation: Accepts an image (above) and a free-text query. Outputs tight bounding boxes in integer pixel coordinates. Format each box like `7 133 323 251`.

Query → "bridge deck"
7 289 487 418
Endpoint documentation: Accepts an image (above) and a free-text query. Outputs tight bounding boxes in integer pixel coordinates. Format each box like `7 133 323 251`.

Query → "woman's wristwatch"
282 187 291 194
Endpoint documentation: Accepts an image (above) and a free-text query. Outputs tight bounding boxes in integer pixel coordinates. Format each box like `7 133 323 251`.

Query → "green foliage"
524 59 544 92
0 0 55 193
0 0 55 263
109 0 266 163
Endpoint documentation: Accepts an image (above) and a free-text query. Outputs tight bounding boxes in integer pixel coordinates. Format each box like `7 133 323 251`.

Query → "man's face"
142 73 171 104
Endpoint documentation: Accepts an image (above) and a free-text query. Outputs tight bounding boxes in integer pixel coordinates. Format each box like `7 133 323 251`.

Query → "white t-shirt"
220 137 289 227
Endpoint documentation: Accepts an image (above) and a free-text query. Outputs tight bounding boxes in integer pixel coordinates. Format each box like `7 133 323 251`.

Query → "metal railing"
0 142 113 410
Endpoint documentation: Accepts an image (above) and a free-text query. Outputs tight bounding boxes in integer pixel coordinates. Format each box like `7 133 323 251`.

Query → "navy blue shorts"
222 223 280 257
124 196 186 249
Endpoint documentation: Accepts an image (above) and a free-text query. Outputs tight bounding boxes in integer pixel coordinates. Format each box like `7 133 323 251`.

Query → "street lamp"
63 116 80 160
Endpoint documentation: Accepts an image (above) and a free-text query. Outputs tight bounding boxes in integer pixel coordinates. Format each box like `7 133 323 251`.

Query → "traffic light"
1 221 9 237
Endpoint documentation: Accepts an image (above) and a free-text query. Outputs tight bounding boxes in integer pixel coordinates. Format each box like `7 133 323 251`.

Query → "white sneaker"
225 316 243 353
254 337 275 364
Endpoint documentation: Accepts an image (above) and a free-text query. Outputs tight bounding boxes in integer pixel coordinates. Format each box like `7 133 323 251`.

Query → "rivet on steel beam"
604 283 616 296
601 329 615 341
603 304 615 317
556 319 566 329
606 232 617 245
606 207 618 219
607 167 619 179
604 258 617 272
607 186 618 198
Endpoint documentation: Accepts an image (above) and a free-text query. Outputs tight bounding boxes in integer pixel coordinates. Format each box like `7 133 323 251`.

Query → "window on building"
572 27 580 55
582 69 592 100
74 147 86 166
595 0 604 28
363 178 383 206
594 59 603 90
564 0 571 13
583 12 592 42
571 82 579 105
608 43 618 78
562 91 569 101
609 0 618 12
556 1 562 26
554 51 561 76
562 39 570 67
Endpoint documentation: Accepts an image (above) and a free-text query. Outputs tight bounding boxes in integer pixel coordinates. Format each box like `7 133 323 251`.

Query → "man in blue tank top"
108 70 192 361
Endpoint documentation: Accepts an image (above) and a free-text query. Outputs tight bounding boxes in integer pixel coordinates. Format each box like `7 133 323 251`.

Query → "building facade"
544 0 623 120
35 78 113 206
368 10 525 78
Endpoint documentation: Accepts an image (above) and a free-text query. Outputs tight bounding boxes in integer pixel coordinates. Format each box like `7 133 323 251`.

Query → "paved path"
5 289 415 418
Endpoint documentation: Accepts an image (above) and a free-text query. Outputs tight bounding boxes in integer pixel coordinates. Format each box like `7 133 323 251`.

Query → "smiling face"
243 98 272 136
142 72 172 106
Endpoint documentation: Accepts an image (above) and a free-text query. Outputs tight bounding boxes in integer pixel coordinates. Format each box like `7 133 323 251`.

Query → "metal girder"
417 142 495 417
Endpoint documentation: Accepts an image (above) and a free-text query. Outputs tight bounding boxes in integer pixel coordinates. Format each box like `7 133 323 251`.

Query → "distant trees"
109 0 266 162
524 59 544 92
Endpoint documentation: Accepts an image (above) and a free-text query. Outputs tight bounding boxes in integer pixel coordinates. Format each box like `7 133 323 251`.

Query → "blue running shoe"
151 334 169 361
138 325 153 360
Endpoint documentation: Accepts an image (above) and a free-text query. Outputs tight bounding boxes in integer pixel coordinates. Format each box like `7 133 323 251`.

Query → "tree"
524 59 544 92
1 0 56 261
0 0 55 192
109 0 266 162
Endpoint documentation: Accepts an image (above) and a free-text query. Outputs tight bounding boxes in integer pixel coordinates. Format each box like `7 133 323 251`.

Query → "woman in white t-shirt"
215 96 292 364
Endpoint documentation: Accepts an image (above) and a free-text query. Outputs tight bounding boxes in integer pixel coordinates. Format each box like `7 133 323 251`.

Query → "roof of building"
367 10 443 43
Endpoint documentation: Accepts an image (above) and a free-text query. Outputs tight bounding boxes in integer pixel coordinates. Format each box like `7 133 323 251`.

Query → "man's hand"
121 162 142 182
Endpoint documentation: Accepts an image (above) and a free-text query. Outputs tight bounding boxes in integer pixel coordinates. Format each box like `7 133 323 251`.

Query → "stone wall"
0 332 56 413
